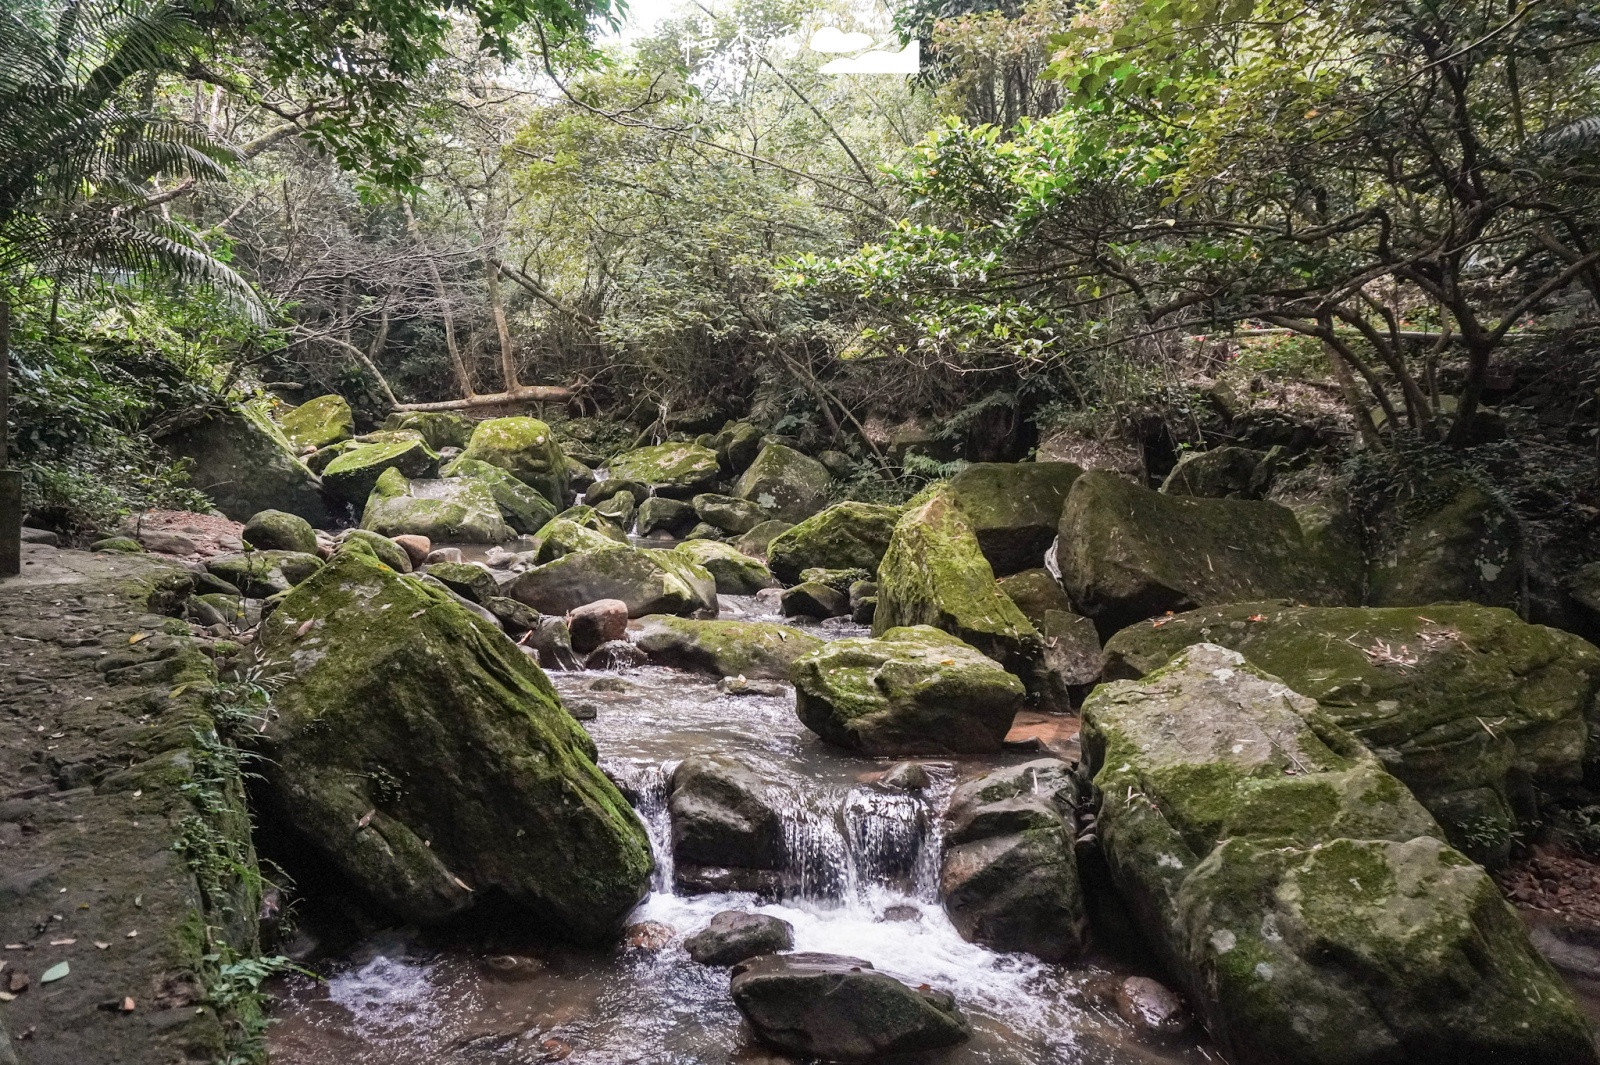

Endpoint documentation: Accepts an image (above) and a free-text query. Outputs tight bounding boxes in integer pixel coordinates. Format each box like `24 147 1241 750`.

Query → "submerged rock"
791 626 1025 754
674 540 776 595
607 443 721 498
875 490 1045 683
1080 643 1596 1065
1102 601 1600 866
278 394 355 452
634 616 822 680
459 416 570 508
685 911 794 966
256 551 652 938
729 953 970 1063
507 546 716 617
1055 470 1357 634
734 444 831 524
940 759 1086 961
946 461 1081 576
361 468 512 543
670 754 785 871
765 502 901 584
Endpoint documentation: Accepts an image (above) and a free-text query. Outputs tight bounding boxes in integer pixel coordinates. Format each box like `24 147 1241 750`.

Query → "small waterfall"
774 790 855 902
841 787 939 900
603 758 678 892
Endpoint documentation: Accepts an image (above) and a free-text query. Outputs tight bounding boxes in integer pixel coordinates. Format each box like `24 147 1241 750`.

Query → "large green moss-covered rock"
550 504 630 543
459 417 569 506
634 615 822 679
1081 643 1596 1065
444 456 558 534
242 509 319 555
322 438 440 505
734 443 831 523
1055 470 1357 634
765 502 901 585
875 490 1045 684
337 529 412 572
692 493 767 535
946 462 1081 576
278 394 355 452
383 410 476 450
711 421 763 474
791 626 1025 754
1369 472 1522 609
1102 601 1600 866
606 443 721 498
532 517 625 563
507 546 716 617
164 402 339 526
361 468 512 543
673 540 776 595
256 551 652 938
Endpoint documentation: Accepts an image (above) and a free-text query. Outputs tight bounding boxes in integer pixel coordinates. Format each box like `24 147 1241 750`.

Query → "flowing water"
266 595 1221 1065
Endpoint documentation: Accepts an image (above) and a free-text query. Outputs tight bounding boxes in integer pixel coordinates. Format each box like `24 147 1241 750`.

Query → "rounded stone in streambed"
729 953 969 1063
685 911 794 966
567 598 629 655
670 754 785 871
242 509 320 555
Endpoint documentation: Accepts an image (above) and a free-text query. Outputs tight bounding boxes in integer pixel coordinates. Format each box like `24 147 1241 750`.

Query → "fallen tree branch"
393 385 572 412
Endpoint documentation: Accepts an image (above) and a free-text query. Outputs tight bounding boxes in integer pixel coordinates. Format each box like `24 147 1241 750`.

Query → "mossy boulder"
323 438 440 506
444 456 558 534
997 569 1102 689
941 759 1086 961
422 561 499 604
585 478 649 506
1160 446 1276 499
637 496 697 537
765 502 901 585
92 536 144 553
1369 472 1522 609
305 439 357 474
459 416 569 506
1080 643 1596 1065
256 551 652 938
634 615 822 680
164 401 339 525
606 443 721 498
946 462 1081 576
278 394 355 452
734 443 831 523
594 490 636 529
692 493 767 535
1102 601 1600 866
736 520 794 557
507 546 717 617
875 490 1045 685
791 626 1026 754
674 540 776 595
207 550 323 599
360 468 512 544
242 509 319 555
336 529 412 572
532 517 624 563
1055 470 1357 635
382 410 475 450
551 504 630 542
712 421 763 474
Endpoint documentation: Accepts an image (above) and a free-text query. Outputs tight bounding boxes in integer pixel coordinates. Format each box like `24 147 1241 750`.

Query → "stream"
265 592 1221 1065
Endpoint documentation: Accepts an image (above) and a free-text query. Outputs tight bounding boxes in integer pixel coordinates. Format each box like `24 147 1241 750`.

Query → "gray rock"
734 444 831 524
1161 446 1276 499
729 953 970 1063
670 754 784 870
507 546 717 618
637 496 698 537
684 910 794 966
946 462 1082 576
780 582 849 619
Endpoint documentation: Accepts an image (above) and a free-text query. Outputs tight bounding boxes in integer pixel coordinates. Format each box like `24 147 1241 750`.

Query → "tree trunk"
392 386 572 413
487 258 519 394
404 203 474 397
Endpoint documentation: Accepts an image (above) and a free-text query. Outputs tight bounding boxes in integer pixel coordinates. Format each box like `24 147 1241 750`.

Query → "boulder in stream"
242 509 319 555
256 550 653 939
729 953 970 1063
382 410 475 451
207 549 322 598
693 493 768 535
567 598 629 654
674 540 776 595
734 443 831 523
685 911 794 966
1080 643 1597 1065
669 754 785 871
940 759 1086 961
458 416 570 507
1055 470 1358 634
361 468 513 543
1101 601 1600 867
322 438 440 506
606 442 722 498
765 501 902 584
945 461 1081 576
278 393 355 451
791 626 1025 754
164 402 339 525
443 456 559 534
634 615 822 680
507 546 716 617
637 495 698 536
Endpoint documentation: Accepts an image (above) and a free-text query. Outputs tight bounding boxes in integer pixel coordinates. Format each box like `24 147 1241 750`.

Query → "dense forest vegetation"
6 0 1596 531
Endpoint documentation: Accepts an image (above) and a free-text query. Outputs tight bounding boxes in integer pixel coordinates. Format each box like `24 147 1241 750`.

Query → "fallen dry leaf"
94 942 110 950
121 996 136 1012
356 809 375 829
296 618 315 638
128 633 147 645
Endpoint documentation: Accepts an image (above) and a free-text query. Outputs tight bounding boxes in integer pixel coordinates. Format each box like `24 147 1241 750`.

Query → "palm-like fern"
0 0 262 318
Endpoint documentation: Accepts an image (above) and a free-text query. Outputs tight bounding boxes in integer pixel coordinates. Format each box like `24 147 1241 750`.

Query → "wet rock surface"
685 911 794 966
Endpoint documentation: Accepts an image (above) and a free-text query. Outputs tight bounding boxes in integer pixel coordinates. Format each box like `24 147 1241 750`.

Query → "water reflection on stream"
266 596 1220 1065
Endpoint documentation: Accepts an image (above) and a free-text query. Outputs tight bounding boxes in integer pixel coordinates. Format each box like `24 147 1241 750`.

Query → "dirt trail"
1 544 257 1065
